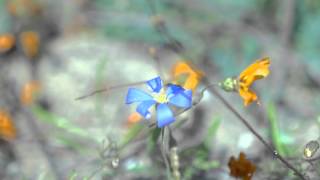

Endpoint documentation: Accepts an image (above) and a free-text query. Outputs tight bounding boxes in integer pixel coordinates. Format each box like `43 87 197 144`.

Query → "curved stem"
161 127 172 179
304 154 320 162
75 80 147 100
203 78 306 180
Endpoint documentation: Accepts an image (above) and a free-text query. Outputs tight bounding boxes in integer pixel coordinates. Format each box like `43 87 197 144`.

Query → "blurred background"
0 0 320 179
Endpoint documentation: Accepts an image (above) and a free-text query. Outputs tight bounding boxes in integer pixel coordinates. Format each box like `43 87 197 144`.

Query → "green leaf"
267 102 288 156
147 128 161 153
204 117 221 148
119 123 144 149
37 172 47 180
68 171 78 180
55 135 90 154
32 106 99 143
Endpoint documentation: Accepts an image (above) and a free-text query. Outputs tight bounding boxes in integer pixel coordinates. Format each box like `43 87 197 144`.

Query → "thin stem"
75 80 147 100
203 79 306 180
149 47 165 79
304 155 320 162
161 127 172 179
87 165 104 180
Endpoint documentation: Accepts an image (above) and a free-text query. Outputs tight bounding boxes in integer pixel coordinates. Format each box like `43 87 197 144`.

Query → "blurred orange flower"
0 33 15 53
7 0 42 17
126 112 142 127
20 31 40 59
172 61 204 92
228 152 256 180
20 81 41 105
0 110 16 140
238 57 270 106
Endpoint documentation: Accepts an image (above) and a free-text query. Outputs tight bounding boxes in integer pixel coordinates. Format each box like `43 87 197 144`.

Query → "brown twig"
75 80 147 100
304 155 320 162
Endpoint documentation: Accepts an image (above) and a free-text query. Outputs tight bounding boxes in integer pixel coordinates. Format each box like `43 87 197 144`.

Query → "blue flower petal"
136 100 156 119
146 76 163 93
169 90 192 108
183 90 192 99
166 84 184 98
126 88 153 104
156 104 175 128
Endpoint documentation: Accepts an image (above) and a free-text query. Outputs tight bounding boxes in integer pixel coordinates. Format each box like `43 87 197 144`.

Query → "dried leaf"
228 152 256 180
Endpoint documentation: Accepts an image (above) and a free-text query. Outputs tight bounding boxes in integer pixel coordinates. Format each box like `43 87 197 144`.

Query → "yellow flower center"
153 92 168 103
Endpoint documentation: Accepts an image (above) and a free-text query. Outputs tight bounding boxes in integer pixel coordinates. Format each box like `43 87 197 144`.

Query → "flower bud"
304 140 319 158
219 77 238 92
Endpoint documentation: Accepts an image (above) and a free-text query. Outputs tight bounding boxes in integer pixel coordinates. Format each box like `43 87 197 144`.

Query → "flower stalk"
203 78 306 180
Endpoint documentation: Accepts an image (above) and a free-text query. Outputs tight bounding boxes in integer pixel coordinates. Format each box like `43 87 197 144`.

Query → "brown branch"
75 80 147 100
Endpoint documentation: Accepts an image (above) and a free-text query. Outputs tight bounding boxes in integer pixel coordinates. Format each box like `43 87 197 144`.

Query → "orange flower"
0 33 15 53
220 57 270 106
7 0 42 17
228 152 256 180
0 110 16 140
238 57 270 106
20 31 40 59
172 61 204 92
20 81 41 105
126 112 142 127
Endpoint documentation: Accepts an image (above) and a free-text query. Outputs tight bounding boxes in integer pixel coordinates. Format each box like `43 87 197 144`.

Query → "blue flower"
126 76 192 128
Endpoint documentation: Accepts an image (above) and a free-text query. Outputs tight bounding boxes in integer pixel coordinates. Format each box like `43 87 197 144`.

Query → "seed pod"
219 77 238 92
304 140 319 158
170 147 180 180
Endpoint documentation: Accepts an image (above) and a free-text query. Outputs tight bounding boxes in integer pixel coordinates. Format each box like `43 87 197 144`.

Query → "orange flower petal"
238 57 270 106
172 61 204 92
239 86 258 106
0 33 15 53
239 57 270 86
128 112 142 124
0 110 16 140
20 31 40 59
20 81 41 105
